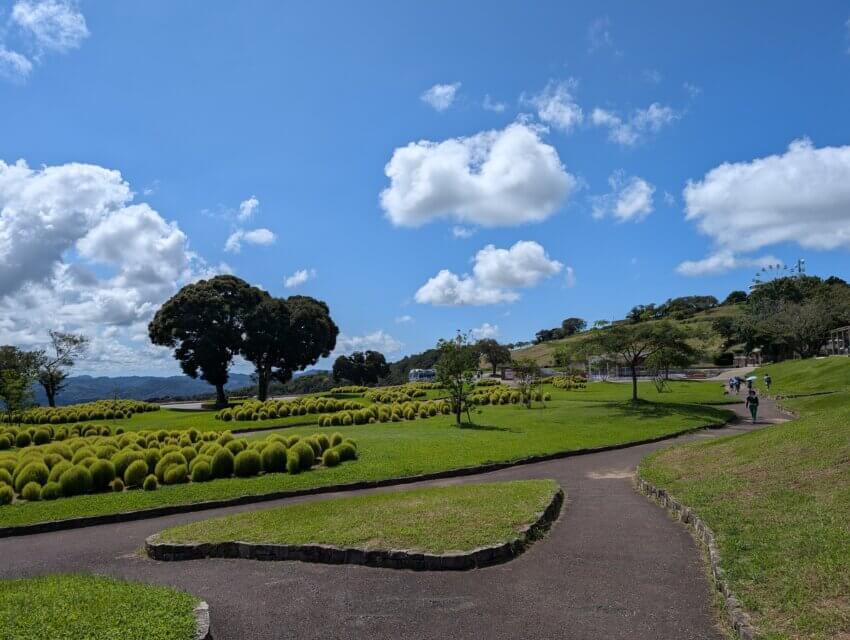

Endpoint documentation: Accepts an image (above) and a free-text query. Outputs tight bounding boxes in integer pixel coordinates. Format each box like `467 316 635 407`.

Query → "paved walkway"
1 400 786 639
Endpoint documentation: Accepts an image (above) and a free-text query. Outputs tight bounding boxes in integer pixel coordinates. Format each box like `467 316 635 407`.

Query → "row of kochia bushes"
316 399 454 426
0 423 122 450
468 387 551 405
550 375 587 390
216 397 364 422
364 384 430 404
4 400 160 425
0 428 357 505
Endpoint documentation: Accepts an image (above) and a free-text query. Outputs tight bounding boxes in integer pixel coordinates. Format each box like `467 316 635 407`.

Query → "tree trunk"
215 383 227 408
43 383 56 408
256 368 270 402
631 364 639 401
455 398 462 425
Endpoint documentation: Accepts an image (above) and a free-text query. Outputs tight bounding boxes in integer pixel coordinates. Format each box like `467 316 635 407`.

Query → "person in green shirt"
745 389 760 423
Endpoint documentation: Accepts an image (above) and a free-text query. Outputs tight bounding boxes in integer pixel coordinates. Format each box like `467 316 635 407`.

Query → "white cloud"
591 103 679 146
283 268 316 288
333 330 403 357
11 0 89 54
482 94 506 112
415 240 562 306
587 16 614 53
592 172 655 222
394 314 414 324
663 190 676 206
238 196 259 221
381 122 576 227
676 251 782 277
451 225 476 239
224 227 276 253
471 322 499 340
525 79 583 133
0 47 33 80
643 69 663 84
684 82 702 98
683 139 850 255
421 82 461 111
564 266 576 288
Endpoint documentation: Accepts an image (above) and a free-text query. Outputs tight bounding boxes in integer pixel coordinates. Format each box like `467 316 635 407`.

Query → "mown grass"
754 356 850 398
156 479 559 553
0 385 732 528
546 379 738 405
641 358 850 640
0 574 198 640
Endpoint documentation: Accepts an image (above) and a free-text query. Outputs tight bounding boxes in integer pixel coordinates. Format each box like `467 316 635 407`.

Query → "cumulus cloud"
238 196 259 221
684 82 702 98
591 103 679 146
394 314 414 324
0 46 33 80
224 228 276 253
482 94 506 112
592 172 655 222
451 225 476 239
12 0 89 54
415 240 563 306
332 330 403 357
524 79 583 133
283 268 316 288
676 251 782 277
471 322 499 340
381 122 575 227
421 82 461 111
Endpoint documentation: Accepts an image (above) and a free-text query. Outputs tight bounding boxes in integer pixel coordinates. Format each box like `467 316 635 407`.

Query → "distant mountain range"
32 373 256 406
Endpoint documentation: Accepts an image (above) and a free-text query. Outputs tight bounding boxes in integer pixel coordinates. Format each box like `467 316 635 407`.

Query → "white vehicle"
408 368 436 382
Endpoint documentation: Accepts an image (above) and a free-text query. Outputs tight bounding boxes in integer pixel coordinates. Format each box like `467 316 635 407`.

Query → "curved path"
1 400 785 640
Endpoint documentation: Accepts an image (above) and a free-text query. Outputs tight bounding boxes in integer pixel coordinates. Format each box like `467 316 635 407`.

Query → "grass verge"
155 479 559 554
0 574 198 640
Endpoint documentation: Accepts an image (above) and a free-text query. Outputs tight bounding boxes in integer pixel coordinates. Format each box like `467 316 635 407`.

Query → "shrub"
291 442 315 471
163 464 188 485
261 442 287 473
14 462 49 493
48 460 73 484
123 459 149 487
90 459 116 491
330 432 343 447
15 431 31 448
210 448 234 479
233 449 262 477
190 461 211 482
0 484 12 505
286 450 301 474
0 468 10 487
0 435 10 450
155 452 188 482
111 450 143 479
110 478 125 492
59 465 92 496
316 434 330 451
543 392 552 401
341 413 353 426
335 443 357 462
322 448 340 467
225 439 245 455
41 481 62 500
180 446 197 464
32 430 50 446
21 481 41 501
143 474 158 491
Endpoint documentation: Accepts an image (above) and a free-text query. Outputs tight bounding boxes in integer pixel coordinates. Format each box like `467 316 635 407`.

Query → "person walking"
764 374 772 392
747 377 753 391
745 389 760 423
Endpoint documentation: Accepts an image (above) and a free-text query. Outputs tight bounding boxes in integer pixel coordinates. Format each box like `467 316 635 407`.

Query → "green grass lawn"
546 379 738 405
754 356 850 397
0 384 732 529
0 574 198 640
155 479 559 554
641 359 850 640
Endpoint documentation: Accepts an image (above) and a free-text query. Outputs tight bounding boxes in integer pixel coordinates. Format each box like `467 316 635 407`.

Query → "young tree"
243 295 339 401
552 344 574 373
580 322 693 401
644 343 698 391
435 332 479 425
513 358 542 408
149 275 267 407
591 319 610 330
722 290 748 306
36 330 89 407
332 350 388 385
0 346 40 422
476 338 511 376
560 317 587 336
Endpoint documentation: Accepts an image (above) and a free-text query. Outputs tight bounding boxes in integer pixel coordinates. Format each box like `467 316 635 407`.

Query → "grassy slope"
514 304 743 366
641 357 850 640
157 480 559 553
0 382 732 528
0 575 198 640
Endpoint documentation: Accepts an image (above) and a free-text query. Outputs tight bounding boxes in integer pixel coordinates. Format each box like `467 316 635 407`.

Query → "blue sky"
2 1 850 375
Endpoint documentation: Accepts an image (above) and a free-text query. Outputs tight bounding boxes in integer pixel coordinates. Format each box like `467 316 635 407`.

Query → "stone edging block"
0 418 728 539
194 600 211 640
145 488 564 571
637 478 757 640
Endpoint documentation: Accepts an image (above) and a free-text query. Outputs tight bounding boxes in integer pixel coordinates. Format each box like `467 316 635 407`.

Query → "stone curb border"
194 601 211 640
637 478 757 640
145 488 564 571
0 416 732 539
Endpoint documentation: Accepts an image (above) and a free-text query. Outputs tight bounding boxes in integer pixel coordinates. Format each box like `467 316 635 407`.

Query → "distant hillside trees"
722 290 748 305
534 317 587 344
627 296 719 324
332 351 389 385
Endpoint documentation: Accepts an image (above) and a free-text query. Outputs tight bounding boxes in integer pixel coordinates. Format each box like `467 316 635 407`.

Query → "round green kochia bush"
233 450 261 477
21 481 41 501
111 450 143 479
0 468 12 487
190 461 211 483
40 481 62 500
89 459 116 491
14 462 49 493
225 439 245 455
335 443 357 462
210 448 234 479
291 442 315 471
0 483 13 505
59 465 92 497
110 478 124 492
330 432 343 447
32 429 51 446
260 442 287 473
143 474 158 491
285 450 301 474
48 460 73 483
143 448 161 474
163 464 188 485
15 431 31 448
321 448 340 467
154 452 188 483
0 434 10 450
123 459 149 488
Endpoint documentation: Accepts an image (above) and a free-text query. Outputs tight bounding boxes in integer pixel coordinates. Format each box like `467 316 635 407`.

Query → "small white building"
408 368 436 382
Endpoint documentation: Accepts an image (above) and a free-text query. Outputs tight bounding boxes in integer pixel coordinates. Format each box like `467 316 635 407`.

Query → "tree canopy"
332 350 389 385
36 330 89 407
476 339 511 375
435 333 479 425
0 345 41 421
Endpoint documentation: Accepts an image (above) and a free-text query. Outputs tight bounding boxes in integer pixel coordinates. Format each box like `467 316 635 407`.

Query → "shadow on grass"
603 400 732 423
456 422 519 433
